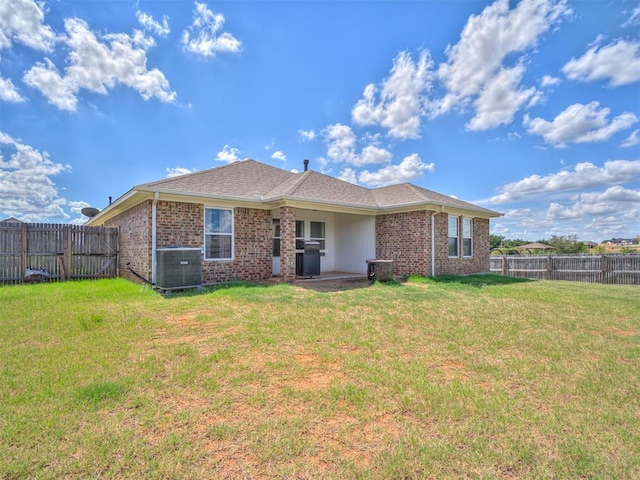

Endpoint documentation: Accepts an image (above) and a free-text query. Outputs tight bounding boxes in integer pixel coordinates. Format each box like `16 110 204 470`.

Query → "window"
205 208 233 260
463 217 473 257
295 220 305 249
448 215 459 257
272 219 280 257
310 221 326 255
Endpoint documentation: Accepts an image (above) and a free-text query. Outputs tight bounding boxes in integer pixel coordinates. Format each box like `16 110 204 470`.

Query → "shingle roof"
134 159 500 216
139 160 293 199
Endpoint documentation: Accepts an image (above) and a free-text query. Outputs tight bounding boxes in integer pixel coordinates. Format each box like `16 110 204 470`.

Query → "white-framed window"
462 217 473 257
448 215 459 257
295 220 305 249
272 219 281 257
204 208 233 260
310 221 326 256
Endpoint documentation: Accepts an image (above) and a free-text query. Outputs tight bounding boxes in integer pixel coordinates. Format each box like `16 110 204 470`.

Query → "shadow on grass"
425 274 533 288
158 281 271 298
157 274 529 297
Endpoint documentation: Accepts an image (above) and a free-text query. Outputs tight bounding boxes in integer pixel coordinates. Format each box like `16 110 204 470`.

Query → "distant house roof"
515 242 557 251
0 216 23 224
89 159 502 224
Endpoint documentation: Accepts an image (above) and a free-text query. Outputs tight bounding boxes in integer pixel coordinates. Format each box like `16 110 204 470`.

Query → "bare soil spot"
612 329 636 337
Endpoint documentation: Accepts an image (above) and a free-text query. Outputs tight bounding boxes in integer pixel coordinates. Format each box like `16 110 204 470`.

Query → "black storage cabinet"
302 241 321 277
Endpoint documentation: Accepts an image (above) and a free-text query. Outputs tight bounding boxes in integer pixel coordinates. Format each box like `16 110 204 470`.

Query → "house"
0 217 23 224
87 159 502 285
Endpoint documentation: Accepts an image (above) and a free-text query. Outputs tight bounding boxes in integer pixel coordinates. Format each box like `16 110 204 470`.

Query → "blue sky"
1 0 638 242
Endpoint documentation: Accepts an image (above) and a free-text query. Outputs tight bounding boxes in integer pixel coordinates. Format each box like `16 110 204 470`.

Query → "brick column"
280 206 296 282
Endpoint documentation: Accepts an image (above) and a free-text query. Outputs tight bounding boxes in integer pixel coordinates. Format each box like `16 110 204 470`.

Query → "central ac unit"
156 248 202 290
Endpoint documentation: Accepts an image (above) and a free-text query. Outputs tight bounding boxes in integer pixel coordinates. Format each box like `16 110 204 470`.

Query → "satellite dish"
81 207 100 218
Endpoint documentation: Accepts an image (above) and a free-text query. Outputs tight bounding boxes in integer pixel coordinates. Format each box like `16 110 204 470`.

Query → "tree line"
490 234 638 254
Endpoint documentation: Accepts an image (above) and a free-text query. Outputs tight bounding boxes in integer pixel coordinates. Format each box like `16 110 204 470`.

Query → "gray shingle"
134 159 500 216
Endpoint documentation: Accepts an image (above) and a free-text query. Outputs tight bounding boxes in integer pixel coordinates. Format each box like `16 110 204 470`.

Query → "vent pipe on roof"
303 159 309 172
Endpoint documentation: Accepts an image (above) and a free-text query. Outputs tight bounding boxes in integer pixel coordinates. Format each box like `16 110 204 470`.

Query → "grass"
1 276 639 479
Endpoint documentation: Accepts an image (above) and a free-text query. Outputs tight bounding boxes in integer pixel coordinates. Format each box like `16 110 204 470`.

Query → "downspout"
431 206 444 277
151 192 159 286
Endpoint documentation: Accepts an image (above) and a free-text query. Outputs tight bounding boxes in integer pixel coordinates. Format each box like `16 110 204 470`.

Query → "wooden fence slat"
490 254 640 285
0 223 118 284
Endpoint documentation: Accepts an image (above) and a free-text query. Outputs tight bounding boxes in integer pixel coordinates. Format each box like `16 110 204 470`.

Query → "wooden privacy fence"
0 222 118 284
490 254 640 285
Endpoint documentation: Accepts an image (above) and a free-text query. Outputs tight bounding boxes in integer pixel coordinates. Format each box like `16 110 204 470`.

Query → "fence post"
21 222 28 276
501 255 506 276
601 255 608 285
547 255 552 280
63 226 72 280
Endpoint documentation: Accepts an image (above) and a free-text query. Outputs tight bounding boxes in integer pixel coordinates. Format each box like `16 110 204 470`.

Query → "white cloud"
489 159 640 204
0 0 56 51
466 65 537 131
137 10 170 38
181 1 241 57
562 39 640 87
621 129 639 148
0 131 76 221
23 18 176 111
523 102 637 147
352 50 434 139
298 129 316 141
547 186 640 220
338 167 357 185
540 75 561 87
323 123 358 164
358 153 434 187
0 76 25 102
623 5 640 27
166 167 195 178
215 144 243 163
322 123 393 167
436 0 570 127
271 151 286 162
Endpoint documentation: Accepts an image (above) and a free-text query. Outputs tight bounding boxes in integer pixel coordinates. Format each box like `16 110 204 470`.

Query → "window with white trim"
448 215 459 257
272 219 280 257
310 221 326 256
204 208 233 260
462 217 473 257
295 220 305 249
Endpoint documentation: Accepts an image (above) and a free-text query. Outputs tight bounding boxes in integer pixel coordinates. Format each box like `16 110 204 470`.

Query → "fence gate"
0 222 119 284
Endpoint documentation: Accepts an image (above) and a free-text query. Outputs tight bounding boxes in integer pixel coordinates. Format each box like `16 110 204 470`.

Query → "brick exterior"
376 211 491 277
106 200 273 285
202 207 273 284
434 215 490 275
279 206 296 282
156 201 203 248
105 200 152 284
375 211 432 277
109 198 491 285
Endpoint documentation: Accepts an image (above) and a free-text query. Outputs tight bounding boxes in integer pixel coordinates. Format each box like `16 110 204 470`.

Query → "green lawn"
1 276 638 479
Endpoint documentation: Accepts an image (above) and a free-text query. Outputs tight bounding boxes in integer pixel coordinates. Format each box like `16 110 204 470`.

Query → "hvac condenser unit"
155 248 202 290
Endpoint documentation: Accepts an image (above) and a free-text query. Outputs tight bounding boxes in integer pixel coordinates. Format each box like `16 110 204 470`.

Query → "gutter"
431 206 444 277
151 192 159 286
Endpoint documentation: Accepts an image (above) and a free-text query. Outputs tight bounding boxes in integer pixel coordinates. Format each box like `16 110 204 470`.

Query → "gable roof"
90 159 501 224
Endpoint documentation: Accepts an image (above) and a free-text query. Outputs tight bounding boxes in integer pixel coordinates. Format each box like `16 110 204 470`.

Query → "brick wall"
375 211 431 277
107 200 273 285
279 206 296 282
201 206 273 284
376 211 491 277
105 200 152 284
156 201 203 248
434 215 490 275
